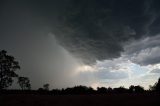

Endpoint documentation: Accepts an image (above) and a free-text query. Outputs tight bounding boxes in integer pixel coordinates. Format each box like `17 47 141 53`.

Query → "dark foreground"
1 93 160 106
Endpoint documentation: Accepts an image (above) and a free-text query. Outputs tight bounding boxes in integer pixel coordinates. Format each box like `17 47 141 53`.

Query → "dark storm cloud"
1 0 160 64
55 0 159 63
124 35 160 65
38 0 160 64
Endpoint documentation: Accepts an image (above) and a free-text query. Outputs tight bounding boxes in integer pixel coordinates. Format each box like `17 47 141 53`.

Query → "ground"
1 93 160 106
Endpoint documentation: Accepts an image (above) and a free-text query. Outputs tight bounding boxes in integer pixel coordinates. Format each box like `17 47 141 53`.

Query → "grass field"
1 93 160 106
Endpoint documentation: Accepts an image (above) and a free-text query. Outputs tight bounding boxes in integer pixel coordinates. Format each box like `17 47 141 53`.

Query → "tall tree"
149 78 160 92
155 78 160 92
18 77 31 90
0 50 20 90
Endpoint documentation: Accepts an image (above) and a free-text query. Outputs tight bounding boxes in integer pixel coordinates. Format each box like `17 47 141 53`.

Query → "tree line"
0 50 160 95
36 81 160 95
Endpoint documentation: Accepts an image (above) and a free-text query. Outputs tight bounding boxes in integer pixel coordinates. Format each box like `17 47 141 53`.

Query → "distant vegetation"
0 50 160 95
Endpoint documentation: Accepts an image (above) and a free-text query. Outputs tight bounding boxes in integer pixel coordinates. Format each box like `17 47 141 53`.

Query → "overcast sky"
1 0 160 89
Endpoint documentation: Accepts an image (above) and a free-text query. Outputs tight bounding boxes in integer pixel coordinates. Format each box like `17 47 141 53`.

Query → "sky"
0 0 160 89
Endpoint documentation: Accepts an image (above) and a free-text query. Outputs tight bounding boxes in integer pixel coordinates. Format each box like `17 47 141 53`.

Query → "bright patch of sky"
75 56 160 89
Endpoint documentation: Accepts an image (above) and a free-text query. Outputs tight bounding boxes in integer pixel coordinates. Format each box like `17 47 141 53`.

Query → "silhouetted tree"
134 85 144 93
113 86 128 93
129 85 135 93
97 87 107 93
0 50 20 90
151 78 160 92
73 85 94 94
149 85 156 91
155 78 160 92
18 77 31 90
38 88 44 91
129 85 144 93
51 89 61 95
70 85 88 94
60 85 95 94
87 87 95 94
107 87 113 93
43 83 49 91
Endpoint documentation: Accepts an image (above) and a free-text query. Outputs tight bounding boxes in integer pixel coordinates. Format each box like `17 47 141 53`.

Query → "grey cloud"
151 69 160 73
124 35 160 65
1 0 158 64
51 0 160 64
95 70 128 80
95 58 130 80
124 35 160 54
